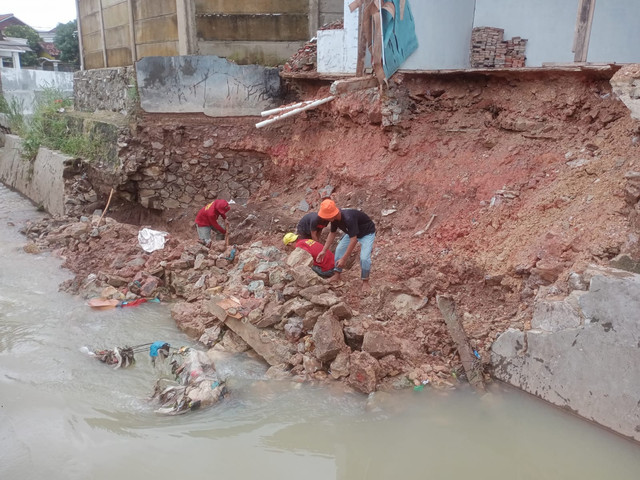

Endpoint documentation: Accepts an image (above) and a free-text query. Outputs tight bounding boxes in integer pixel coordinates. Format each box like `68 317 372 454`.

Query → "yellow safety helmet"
283 232 298 246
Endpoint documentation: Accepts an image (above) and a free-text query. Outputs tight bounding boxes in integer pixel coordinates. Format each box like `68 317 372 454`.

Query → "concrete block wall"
0 135 68 216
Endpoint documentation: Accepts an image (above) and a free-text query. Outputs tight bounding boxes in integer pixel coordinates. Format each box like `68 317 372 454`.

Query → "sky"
2 0 77 31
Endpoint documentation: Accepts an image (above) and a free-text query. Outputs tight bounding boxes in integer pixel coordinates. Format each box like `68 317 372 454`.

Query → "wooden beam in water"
436 294 486 393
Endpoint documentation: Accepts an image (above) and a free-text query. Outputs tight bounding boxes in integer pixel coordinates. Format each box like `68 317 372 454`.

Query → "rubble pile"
21 212 467 395
283 20 344 73
283 38 317 73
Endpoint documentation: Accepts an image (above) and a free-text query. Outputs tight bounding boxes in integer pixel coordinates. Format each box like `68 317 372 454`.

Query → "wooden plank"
195 0 308 15
573 0 596 62
436 295 485 392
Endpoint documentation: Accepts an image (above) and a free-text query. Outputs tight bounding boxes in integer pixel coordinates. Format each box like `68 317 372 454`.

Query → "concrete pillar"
176 0 197 55
309 0 319 39
12 52 21 70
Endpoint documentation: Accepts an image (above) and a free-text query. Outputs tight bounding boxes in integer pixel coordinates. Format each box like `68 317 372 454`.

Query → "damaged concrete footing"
491 266 640 443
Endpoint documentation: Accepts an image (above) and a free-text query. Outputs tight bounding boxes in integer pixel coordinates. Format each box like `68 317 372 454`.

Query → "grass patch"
15 87 112 163
0 94 26 134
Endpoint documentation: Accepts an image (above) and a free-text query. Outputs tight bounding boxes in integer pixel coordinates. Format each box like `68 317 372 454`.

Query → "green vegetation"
0 94 26 133
54 20 80 67
15 88 112 163
3 25 42 67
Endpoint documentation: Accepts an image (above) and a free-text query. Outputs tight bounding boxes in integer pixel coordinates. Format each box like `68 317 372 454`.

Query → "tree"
4 25 42 67
54 20 79 66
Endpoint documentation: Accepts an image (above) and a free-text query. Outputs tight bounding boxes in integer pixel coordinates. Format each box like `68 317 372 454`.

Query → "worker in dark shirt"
316 199 376 290
296 212 327 241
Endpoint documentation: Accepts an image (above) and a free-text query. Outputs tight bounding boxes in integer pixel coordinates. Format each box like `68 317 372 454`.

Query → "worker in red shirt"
283 232 335 278
195 199 230 246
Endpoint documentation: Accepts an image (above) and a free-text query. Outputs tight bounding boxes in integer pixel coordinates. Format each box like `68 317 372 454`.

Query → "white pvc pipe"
255 96 336 129
261 100 314 117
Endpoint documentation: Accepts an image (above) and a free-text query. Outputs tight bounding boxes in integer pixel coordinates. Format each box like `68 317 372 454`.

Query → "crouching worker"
283 232 335 278
316 199 376 291
195 199 230 246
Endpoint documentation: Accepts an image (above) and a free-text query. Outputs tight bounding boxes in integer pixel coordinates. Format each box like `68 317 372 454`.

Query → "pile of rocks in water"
21 214 463 394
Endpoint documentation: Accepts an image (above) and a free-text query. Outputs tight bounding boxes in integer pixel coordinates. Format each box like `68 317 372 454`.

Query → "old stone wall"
74 67 138 115
118 122 267 210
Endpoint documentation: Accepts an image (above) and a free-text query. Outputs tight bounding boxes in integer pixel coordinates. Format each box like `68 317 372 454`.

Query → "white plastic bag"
138 228 169 253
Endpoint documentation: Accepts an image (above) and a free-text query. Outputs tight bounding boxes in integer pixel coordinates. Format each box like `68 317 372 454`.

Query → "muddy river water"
1 184 639 480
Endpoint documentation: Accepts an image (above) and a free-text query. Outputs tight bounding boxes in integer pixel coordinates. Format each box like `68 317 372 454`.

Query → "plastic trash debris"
137 228 169 253
473 350 481 359
223 244 238 261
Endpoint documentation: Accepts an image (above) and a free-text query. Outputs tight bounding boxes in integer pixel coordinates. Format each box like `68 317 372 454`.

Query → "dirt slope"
27 68 639 388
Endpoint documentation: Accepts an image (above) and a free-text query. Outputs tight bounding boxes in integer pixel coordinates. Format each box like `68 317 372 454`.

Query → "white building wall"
0 68 74 115
402 0 476 70
473 0 580 67
587 0 640 63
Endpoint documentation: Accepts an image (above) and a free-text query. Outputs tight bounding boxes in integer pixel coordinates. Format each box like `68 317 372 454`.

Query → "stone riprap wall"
136 56 282 117
74 67 138 115
491 266 640 442
119 122 267 210
0 135 98 218
0 68 74 115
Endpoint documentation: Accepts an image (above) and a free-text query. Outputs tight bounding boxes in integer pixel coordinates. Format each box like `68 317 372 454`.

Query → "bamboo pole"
97 188 114 227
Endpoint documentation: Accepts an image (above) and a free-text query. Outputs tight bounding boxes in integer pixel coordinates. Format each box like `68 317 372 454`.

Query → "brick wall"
470 27 527 68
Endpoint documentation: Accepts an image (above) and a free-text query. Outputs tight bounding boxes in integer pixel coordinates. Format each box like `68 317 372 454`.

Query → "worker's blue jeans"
334 232 375 280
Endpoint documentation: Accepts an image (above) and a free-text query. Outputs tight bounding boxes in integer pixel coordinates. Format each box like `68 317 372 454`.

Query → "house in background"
0 32 32 69
0 13 64 70
0 13 27 31
37 27 62 71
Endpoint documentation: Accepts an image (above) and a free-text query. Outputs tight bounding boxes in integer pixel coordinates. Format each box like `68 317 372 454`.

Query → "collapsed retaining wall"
0 135 98 218
491 266 640 443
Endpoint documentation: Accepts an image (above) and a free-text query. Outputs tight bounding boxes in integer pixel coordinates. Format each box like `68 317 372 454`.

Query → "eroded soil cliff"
21 68 640 392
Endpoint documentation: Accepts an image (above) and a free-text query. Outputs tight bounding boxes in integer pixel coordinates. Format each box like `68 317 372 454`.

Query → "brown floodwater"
1 184 639 480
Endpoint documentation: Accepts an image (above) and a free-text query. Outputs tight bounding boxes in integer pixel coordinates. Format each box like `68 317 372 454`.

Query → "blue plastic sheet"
381 0 418 79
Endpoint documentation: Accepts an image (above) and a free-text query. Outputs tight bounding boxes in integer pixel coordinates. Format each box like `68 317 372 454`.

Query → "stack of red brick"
470 27 527 68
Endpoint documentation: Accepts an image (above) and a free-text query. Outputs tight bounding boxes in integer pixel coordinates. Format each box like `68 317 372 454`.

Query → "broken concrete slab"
137 56 281 117
491 268 640 442
531 300 583 332
220 315 296 367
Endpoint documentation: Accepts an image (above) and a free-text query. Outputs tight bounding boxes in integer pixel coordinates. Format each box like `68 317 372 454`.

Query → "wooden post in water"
436 294 486 393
